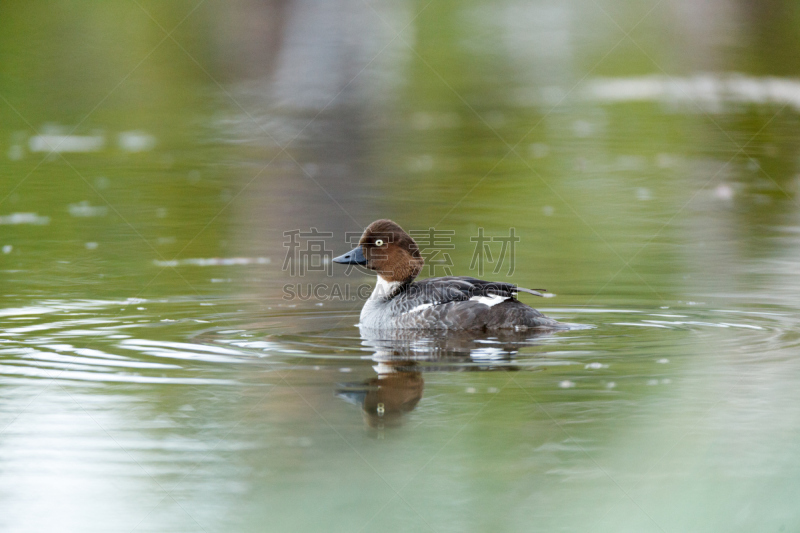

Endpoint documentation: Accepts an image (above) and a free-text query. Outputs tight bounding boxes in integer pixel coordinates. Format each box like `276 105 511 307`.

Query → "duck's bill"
332 245 367 265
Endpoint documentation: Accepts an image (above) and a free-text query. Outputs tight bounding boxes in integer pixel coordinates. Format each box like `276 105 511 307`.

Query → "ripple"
199 304 796 378
0 300 795 388
0 299 253 386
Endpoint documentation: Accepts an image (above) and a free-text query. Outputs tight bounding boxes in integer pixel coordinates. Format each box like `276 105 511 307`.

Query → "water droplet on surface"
714 183 734 201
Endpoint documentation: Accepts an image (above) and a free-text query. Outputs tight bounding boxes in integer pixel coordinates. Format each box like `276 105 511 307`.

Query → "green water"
2 1 800 532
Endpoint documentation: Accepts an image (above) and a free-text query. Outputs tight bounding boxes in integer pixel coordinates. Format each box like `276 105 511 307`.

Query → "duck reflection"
337 361 424 429
336 326 557 429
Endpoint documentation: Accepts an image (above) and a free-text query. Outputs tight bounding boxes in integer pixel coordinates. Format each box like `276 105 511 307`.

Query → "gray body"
359 276 562 331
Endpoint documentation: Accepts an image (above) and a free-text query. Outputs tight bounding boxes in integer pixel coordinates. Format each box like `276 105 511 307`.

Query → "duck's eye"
374 239 384 247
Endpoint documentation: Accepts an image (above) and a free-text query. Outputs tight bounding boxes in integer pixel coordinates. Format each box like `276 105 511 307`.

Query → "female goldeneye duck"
333 219 563 331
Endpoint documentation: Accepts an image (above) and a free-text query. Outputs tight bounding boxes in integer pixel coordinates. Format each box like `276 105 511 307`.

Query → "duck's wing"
408 276 546 302
403 277 472 305
453 277 547 298
389 277 554 330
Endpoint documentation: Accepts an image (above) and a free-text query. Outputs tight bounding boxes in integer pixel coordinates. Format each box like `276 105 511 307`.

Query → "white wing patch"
469 295 509 307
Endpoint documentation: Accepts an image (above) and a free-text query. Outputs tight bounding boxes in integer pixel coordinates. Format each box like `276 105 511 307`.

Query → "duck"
332 219 562 330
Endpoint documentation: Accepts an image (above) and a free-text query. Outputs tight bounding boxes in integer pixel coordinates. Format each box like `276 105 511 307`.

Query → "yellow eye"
374 239 384 247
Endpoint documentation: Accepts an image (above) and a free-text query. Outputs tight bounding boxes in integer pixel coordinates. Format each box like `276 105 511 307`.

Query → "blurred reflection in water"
338 326 564 429
338 363 425 429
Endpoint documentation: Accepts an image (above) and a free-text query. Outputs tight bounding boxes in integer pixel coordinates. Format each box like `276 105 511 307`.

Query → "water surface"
2 1 800 531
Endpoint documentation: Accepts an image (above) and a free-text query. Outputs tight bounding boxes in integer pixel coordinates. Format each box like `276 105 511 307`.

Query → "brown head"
333 219 424 284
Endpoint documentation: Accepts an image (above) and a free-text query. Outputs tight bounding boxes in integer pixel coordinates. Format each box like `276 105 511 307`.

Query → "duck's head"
333 219 424 284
